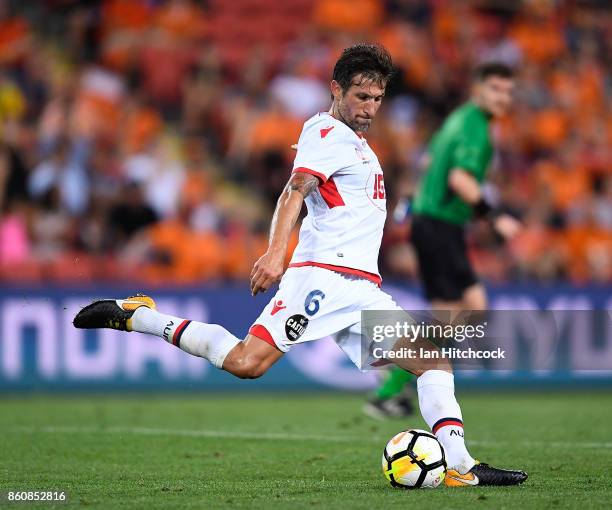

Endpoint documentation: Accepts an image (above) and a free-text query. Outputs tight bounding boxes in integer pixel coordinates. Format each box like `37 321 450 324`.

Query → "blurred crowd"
0 0 610 286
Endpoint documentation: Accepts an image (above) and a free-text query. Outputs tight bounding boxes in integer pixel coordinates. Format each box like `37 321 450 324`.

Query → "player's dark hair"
473 62 515 82
332 44 394 94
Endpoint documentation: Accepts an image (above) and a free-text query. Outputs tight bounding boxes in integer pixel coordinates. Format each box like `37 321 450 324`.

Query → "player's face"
475 76 515 118
331 76 385 133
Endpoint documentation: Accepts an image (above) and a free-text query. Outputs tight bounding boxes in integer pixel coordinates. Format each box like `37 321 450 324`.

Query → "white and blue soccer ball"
382 429 446 489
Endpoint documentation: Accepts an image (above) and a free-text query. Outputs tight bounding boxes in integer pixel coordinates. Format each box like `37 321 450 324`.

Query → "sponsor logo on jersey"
271 300 286 316
320 126 335 138
285 314 309 341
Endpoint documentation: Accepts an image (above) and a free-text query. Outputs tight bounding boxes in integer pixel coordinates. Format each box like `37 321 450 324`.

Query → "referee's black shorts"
411 214 478 301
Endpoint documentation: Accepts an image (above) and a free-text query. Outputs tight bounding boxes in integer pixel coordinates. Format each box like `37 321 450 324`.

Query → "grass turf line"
1 392 611 509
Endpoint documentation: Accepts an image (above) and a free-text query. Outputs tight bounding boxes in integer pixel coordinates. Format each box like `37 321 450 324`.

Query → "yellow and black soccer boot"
445 461 527 487
73 294 156 332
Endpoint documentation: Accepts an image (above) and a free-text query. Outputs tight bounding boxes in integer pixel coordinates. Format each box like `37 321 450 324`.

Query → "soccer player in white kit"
74 44 526 487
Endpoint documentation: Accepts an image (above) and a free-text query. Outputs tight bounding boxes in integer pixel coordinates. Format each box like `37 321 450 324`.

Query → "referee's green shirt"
412 102 493 226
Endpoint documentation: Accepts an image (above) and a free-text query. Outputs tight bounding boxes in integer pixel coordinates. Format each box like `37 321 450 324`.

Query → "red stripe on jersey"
288 261 382 286
318 177 345 208
292 167 327 183
248 324 280 351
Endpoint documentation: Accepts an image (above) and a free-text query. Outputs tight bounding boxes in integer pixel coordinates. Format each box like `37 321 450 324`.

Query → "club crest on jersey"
285 314 309 341
271 300 286 316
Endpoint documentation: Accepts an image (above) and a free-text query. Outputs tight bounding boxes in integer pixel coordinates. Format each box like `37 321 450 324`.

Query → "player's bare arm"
250 172 319 296
448 168 521 240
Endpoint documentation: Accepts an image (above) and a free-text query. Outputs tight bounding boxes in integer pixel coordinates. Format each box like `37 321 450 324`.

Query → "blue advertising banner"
0 283 610 391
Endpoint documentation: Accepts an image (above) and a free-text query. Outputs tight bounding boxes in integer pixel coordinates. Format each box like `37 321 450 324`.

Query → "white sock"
131 307 240 369
417 370 475 474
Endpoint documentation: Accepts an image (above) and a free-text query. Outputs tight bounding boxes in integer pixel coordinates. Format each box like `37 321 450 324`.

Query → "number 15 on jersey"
373 174 386 200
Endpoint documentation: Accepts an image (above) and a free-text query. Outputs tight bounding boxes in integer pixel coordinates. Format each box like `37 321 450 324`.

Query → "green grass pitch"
1 391 611 509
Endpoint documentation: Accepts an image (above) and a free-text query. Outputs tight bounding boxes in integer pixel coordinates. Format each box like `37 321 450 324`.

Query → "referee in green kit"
411 62 521 311
364 62 521 419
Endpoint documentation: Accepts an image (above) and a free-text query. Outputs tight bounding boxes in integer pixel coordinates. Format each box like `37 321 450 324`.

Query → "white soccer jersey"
289 112 387 284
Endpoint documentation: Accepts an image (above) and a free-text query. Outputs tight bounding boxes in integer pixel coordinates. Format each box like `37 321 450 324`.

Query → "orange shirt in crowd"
531 109 569 150
249 111 303 158
100 0 153 70
72 92 121 141
0 16 30 64
154 0 207 41
122 107 163 154
564 226 612 282
102 0 152 32
143 219 223 285
535 159 590 211
313 0 383 33
510 17 565 63
375 23 431 90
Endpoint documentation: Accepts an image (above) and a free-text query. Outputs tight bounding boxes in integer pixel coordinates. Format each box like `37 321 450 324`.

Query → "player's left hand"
250 252 284 296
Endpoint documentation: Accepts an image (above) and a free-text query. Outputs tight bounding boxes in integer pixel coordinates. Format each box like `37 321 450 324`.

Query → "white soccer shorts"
249 266 403 368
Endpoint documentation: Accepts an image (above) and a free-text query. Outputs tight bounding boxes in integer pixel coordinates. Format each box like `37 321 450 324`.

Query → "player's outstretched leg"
416 369 527 487
73 295 282 378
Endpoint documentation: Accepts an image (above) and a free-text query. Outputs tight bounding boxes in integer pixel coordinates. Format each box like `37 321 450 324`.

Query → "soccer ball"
382 429 446 489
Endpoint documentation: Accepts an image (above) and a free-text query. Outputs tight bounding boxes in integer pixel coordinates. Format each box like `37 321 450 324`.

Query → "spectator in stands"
0 0 609 285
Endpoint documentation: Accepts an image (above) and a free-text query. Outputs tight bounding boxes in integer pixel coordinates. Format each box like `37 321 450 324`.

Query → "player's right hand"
493 214 522 241
250 252 284 296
